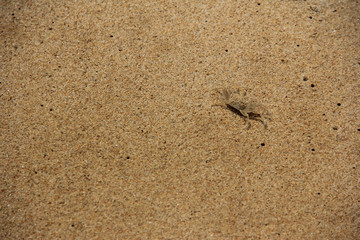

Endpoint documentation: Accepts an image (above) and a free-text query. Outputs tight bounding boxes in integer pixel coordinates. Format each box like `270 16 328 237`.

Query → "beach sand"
1 1 359 239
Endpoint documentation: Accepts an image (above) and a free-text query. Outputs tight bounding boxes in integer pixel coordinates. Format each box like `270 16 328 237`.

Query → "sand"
1 1 359 239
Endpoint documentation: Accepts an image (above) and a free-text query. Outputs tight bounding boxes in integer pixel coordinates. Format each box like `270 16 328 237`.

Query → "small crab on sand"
213 88 272 129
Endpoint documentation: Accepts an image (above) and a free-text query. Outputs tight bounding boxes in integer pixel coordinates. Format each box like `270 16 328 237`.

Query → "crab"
213 88 272 129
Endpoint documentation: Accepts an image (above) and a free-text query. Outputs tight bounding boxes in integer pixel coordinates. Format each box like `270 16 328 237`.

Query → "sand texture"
1 1 359 239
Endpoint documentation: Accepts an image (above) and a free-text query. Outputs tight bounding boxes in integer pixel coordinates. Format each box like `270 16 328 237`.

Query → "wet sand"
1 1 359 239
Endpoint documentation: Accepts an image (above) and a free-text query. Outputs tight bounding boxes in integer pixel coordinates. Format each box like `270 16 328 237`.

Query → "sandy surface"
1 1 359 239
